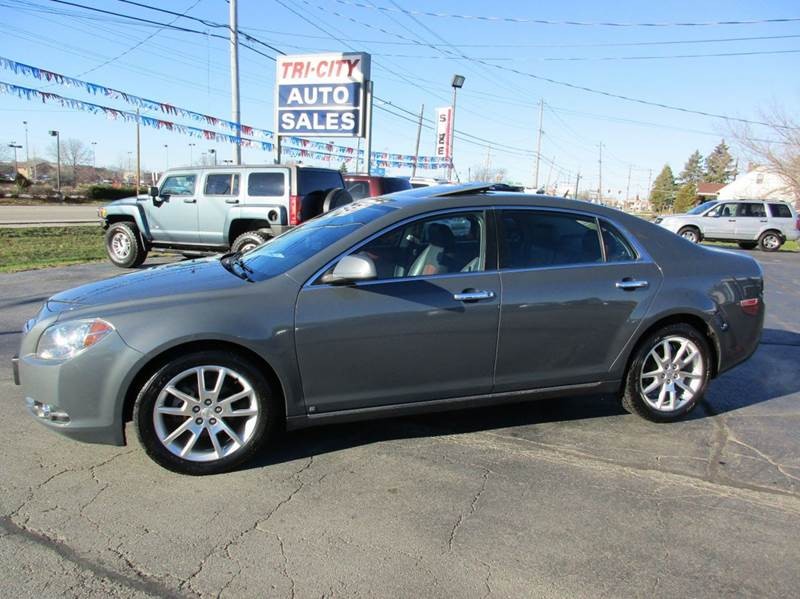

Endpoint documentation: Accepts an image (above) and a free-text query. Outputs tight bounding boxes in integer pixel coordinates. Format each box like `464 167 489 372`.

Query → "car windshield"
235 199 397 281
687 202 716 215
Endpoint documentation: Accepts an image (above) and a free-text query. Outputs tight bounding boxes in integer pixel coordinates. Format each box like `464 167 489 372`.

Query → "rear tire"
758 230 782 252
105 222 147 268
677 226 700 244
133 350 277 475
231 231 268 254
621 323 711 423
737 242 757 250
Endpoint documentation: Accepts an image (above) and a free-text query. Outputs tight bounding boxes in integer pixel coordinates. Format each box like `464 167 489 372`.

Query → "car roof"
161 164 339 172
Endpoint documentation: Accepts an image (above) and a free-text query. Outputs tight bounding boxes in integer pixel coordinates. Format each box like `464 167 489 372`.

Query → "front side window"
161 174 196 196
204 173 239 196
769 203 792 218
737 203 766 218
710 203 737 218
347 211 487 280
500 210 602 269
248 172 285 197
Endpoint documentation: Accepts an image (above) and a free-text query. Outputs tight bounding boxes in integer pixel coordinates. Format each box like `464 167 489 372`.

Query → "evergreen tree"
339 161 348 174
678 150 704 185
704 140 736 184
649 164 676 213
673 182 697 213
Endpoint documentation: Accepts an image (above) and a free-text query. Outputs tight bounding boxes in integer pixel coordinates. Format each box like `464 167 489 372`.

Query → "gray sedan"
13 184 764 474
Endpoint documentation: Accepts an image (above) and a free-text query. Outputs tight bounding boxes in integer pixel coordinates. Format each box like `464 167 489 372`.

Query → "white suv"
656 199 799 251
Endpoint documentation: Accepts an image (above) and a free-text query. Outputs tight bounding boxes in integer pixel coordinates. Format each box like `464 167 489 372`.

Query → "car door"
494 209 662 392
145 172 199 243
198 172 240 245
294 209 500 414
703 202 738 239
734 202 767 241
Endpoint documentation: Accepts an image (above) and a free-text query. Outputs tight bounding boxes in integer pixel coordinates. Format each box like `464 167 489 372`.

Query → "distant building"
717 167 794 204
696 182 725 203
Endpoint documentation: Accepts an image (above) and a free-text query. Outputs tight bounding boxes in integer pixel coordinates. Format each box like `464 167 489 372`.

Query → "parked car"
655 199 799 251
408 176 449 188
14 184 764 474
344 174 412 200
98 165 352 267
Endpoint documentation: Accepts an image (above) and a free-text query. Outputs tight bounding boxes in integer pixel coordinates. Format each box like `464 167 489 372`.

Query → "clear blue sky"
1 0 798 197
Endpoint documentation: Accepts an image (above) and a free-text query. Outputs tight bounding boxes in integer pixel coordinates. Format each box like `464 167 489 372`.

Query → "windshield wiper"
220 251 254 281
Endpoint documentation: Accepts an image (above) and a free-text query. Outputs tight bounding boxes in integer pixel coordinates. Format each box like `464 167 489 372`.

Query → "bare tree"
50 138 92 185
730 105 800 209
471 164 507 182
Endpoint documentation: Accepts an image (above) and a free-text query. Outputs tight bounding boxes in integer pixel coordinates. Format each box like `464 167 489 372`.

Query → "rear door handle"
225 199 240 204
183 198 197 204
453 290 495 302
616 279 649 291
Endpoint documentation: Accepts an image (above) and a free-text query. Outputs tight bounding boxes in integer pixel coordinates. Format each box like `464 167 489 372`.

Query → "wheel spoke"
157 405 191 416
668 388 677 410
678 371 701 379
210 369 226 400
227 407 258 417
216 419 244 446
218 389 251 407
208 428 224 459
196 368 206 398
180 429 201 457
675 379 694 396
166 385 199 405
643 379 661 394
656 384 667 408
673 340 689 364
660 341 673 362
163 418 192 445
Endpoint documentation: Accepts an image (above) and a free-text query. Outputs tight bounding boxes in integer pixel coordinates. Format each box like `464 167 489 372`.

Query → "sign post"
275 52 371 168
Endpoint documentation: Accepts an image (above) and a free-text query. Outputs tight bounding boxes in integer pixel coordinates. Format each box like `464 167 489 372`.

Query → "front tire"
133 351 277 475
621 323 711 422
105 222 147 268
758 230 783 252
677 226 700 244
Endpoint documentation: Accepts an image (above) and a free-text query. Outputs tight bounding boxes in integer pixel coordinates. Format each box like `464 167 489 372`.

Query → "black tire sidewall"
624 323 711 422
133 351 274 475
105 222 145 268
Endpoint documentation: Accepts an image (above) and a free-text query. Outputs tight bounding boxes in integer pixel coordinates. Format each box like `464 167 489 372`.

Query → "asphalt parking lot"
1 251 799 598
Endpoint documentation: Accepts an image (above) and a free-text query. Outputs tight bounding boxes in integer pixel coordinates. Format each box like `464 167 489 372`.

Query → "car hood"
105 196 141 208
44 258 247 316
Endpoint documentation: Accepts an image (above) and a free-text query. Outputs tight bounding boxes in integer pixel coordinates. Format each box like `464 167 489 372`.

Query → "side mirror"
320 254 377 285
149 185 159 198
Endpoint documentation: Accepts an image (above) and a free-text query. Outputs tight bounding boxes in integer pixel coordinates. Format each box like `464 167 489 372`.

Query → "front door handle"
616 279 649 291
183 198 197 204
453 290 495 302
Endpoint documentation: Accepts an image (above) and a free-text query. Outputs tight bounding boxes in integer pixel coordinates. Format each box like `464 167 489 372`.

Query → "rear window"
769 203 792 218
204 173 239 196
380 178 413 194
248 172 285 197
298 169 344 196
346 180 371 200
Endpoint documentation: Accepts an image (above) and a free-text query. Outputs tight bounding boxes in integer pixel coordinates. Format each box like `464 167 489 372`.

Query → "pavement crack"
446 467 490 553
276 533 296 599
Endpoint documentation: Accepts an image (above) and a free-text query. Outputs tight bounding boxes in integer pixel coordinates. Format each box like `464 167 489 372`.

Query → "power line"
331 1 800 28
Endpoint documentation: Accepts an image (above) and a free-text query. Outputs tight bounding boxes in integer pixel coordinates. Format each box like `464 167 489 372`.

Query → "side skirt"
285 380 621 431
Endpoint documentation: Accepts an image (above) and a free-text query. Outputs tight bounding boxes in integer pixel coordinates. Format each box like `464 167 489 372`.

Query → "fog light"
25 398 70 424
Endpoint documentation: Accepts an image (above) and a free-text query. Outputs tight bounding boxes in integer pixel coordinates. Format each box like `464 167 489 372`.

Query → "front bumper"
16 331 143 446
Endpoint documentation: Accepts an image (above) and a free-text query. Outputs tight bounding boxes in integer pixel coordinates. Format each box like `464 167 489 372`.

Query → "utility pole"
22 120 30 177
597 142 603 203
8 143 21 174
411 103 424 178
646 168 653 197
625 164 632 206
189 143 196 165
574 171 581 199
135 108 141 195
48 129 61 196
164 144 169 170
545 155 555 192
534 98 543 189
229 0 242 165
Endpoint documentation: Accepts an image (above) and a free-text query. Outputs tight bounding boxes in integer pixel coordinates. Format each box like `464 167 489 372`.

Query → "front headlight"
36 319 114 360
98 207 107 218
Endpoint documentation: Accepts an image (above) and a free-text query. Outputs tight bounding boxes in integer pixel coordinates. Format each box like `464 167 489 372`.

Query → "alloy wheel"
762 234 780 250
639 335 705 412
153 365 260 462
680 230 698 243
110 231 132 259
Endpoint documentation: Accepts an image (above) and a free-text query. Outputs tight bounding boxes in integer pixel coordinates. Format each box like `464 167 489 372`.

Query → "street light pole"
209 148 217 165
8 143 22 174
164 144 169 170
48 130 61 195
91 141 97 180
22 120 30 176
189 143 196 165
448 74 465 182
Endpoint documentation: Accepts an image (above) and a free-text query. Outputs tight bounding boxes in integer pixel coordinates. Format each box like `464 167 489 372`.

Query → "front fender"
103 203 151 239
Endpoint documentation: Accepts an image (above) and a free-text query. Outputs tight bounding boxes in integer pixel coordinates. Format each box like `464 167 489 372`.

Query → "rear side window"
297 169 344 195
769 203 792 218
380 178 413 194
500 211 602 269
248 172 285 197
204 173 239 196
346 181 371 200
600 222 636 262
737 203 766 218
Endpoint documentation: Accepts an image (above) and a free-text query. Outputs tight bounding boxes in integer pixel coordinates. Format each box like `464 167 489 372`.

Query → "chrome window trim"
303 204 654 289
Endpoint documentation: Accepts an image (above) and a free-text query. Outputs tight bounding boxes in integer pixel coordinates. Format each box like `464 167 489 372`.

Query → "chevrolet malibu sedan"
14 184 764 475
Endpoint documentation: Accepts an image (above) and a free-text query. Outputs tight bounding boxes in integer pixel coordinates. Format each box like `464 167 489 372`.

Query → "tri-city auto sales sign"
275 52 371 137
